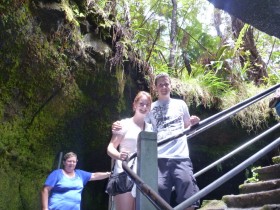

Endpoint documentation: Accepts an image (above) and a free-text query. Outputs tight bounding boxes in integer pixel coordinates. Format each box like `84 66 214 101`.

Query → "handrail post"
136 131 158 210
57 151 63 169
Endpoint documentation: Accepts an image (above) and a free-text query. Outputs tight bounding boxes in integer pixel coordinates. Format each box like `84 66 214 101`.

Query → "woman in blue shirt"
41 152 111 210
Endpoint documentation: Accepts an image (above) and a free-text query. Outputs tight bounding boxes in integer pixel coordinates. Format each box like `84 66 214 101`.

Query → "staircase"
199 156 280 210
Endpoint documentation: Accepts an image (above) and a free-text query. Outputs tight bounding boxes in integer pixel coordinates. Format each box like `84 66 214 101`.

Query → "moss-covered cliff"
0 0 150 209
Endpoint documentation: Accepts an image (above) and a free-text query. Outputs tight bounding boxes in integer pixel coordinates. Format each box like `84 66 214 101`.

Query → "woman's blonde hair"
133 91 152 111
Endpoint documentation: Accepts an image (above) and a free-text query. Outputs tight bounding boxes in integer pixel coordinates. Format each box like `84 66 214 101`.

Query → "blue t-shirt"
45 169 92 210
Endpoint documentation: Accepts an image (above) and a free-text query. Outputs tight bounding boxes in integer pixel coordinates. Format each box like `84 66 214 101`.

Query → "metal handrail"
158 83 280 146
194 122 280 177
174 137 280 210
192 83 280 132
57 152 63 169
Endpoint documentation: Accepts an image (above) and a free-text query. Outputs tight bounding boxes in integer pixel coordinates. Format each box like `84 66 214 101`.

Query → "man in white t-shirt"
147 72 200 209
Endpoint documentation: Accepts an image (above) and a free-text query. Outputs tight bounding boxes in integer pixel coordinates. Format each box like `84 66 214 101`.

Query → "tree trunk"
123 1 131 28
182 51 192 75
169 0 177 75
214 8 222 38
231 17 268 85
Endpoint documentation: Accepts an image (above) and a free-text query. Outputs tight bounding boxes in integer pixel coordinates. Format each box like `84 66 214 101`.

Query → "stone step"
222 188 280 208
199 200 280 210
227 207 263 210
227 204 280 210
199 199 227 210
253 164 280 181
239 179 280 194
199 157 280 210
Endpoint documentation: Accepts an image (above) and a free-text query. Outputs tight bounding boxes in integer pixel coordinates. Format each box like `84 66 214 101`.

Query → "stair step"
239 179 280 194
227 208 261 210
199 199 227 210
253 164 280 181
222 188 280 208
227 204 280 210
260 204 280 210
199 200 280 210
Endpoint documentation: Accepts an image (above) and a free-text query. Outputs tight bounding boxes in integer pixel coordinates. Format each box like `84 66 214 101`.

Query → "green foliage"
254 31 280 82
0 167 21 209
264 69 280 85
222 83 272 132
171 64 231 108
194 69 230 96
19 174 42 209
233 24 250 56
244 166 261 183
272 156 280 164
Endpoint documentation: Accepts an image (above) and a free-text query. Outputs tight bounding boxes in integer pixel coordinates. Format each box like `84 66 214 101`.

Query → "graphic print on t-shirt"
151 102 184 141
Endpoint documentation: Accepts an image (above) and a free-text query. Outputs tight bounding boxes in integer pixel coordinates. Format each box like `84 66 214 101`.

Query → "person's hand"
112 121 122 132
190 115 200 126
119 151 129 161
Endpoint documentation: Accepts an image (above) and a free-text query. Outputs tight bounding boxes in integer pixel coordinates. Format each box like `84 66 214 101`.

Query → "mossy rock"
199 200 227 210
272 156 280 164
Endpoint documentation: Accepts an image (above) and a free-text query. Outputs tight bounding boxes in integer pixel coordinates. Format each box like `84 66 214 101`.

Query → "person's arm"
189 115 200 127
184 115 200 128
181 100 200 129
41 185 52 210
111 120 122 132
107 127 128 161
184 118 191 128
183 111 200 129
89 172 111 181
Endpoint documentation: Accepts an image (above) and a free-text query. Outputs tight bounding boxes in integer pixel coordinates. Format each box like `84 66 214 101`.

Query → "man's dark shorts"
158 158 200 208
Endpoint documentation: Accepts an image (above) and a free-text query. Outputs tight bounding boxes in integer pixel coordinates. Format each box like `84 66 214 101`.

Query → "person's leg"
158 158 173 203
173 159 200 209
114 192 135 210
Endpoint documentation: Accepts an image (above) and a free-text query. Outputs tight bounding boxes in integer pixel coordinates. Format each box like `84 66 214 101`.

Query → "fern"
233 23 250 56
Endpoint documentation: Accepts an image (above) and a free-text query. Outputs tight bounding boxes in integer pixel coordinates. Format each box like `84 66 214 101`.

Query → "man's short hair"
155 72 170 85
